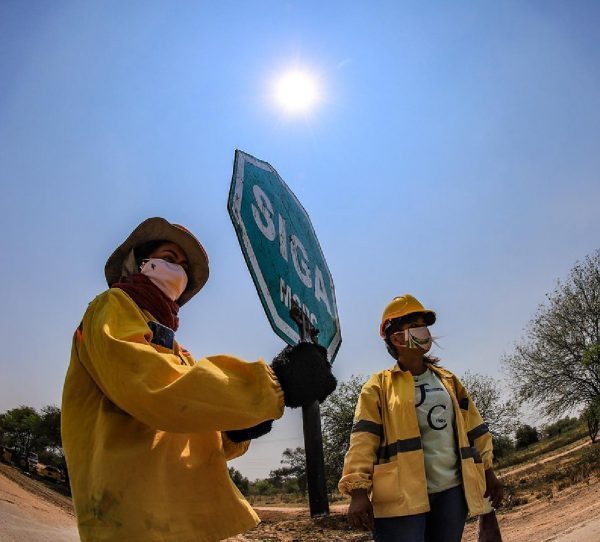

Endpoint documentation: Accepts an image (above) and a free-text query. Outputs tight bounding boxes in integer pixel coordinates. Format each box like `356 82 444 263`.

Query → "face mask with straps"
140 258 188 301
396 326 433 352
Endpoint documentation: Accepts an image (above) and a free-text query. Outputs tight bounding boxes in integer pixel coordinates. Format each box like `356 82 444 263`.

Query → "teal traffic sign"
228 150 341 361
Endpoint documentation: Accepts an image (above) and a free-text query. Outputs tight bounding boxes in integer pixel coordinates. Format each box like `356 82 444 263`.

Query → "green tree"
0 406 43 458
228 466 249 495
251 478 277 496
0 413 6 444
515 424 539 449
492 435 515 460
543 417 579 439
270 447 307 495
504 251 600 423
270 375 367 498
39 406 61 448
38 405 69 484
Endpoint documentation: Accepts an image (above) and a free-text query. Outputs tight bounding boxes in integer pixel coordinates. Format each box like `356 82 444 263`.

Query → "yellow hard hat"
380 294 436 337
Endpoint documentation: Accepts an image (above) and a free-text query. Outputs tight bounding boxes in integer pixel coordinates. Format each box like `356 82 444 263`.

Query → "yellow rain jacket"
62 288 285 542
338 363 493 518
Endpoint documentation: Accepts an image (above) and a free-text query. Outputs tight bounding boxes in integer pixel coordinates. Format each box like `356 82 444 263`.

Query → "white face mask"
140 258 188 302
403 326 433 352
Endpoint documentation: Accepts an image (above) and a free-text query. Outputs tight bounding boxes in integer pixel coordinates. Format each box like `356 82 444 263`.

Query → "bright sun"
274 70 320 114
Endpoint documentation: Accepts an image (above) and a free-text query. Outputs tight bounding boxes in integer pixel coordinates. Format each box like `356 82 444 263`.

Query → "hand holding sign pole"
289 298 329 516
228 150 341 516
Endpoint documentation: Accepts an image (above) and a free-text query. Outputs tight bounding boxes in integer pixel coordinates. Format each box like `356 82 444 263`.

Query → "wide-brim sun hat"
105 217 209 306
380 294 436 337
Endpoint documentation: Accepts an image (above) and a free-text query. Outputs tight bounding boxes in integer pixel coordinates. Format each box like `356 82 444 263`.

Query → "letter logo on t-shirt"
415 383 430 407
427 404 448 430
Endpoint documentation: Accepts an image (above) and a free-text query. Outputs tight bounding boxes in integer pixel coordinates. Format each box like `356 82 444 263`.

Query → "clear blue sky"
1 1 599 479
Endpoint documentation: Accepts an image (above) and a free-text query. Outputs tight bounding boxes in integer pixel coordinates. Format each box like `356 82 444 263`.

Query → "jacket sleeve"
77 289 285 433
338 375 382 495
453 375 494 470
221 433 251 461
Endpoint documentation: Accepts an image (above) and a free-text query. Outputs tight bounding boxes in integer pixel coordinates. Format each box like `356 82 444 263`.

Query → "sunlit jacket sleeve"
79 288 285 432
338 374 382 494
452 375 494 470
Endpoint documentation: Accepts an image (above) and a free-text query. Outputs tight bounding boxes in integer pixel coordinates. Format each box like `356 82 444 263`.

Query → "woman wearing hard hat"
339 294 503 542
62 217 336 542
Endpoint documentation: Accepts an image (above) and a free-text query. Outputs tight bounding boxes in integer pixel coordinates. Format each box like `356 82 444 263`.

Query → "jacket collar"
389 361 453 380
428 363 454 380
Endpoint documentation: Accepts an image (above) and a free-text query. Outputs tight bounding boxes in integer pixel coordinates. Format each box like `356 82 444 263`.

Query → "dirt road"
0 469 78 542
240 481 600 541
499 438 591 478
3 463 600 541
463 481 600 542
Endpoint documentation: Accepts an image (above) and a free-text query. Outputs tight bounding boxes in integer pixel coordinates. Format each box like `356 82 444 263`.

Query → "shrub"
544 417 579 438
492 435 515 460
516 425 539 449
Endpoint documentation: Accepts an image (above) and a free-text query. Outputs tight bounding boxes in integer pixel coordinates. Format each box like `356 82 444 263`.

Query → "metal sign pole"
290 299 329 517
302 401 329 517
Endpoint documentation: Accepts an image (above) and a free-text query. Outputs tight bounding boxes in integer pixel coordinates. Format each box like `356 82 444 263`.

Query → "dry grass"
496 425 588 470
501 441 600 509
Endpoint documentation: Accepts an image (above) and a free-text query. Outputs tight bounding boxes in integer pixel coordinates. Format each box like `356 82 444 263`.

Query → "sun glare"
274 70 320 114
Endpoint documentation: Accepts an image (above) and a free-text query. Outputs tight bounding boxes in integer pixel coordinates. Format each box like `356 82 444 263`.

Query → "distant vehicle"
15 451 38 472
0 448 39 472
27 452 38 471
36 463 64 482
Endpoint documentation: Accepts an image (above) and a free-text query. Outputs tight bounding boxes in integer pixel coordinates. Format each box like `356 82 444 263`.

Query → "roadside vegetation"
496 418 587 470
0 404 68 493
501 433 600 508
1 249 598 525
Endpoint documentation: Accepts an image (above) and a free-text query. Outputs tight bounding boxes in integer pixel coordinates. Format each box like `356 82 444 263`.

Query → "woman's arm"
339 375 382 530
454 375 503 506
453 375 494 468
338 375 382 494
77 289 284 433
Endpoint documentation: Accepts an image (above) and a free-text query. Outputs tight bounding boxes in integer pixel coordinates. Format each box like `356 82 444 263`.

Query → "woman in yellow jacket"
339 294 503 542
62 217 336 542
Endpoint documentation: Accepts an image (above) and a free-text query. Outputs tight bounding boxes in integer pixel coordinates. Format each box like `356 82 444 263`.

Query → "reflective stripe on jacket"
338 363 493 518
62 288 285 542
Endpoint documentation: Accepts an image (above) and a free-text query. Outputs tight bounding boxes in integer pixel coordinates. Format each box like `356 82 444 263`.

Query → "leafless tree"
461 372 520 438
503 250 600 421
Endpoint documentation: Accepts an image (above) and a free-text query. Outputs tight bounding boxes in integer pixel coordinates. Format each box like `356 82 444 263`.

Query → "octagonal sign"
227 150 341 362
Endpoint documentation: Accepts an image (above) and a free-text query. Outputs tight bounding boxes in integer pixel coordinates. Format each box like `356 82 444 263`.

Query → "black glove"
225 420 273 443
271 342 337 408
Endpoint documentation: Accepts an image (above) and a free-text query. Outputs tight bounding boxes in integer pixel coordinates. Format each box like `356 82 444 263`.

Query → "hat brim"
380 310 437 337
105 217 209 306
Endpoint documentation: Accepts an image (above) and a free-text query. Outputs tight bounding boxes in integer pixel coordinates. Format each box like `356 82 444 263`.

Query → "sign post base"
302 400 329 517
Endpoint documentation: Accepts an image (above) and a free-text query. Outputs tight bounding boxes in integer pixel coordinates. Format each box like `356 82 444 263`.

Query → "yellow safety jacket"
62 288 285 542
338 363 493 518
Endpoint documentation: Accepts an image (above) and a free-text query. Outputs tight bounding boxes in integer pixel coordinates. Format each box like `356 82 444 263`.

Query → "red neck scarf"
112 274 180 331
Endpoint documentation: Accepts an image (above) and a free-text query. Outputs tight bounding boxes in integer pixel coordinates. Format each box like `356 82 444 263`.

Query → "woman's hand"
484 468 504 508
347 488 374 531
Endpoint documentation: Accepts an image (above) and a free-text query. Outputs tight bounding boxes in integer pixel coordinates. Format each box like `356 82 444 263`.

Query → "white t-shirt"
413 368 461 494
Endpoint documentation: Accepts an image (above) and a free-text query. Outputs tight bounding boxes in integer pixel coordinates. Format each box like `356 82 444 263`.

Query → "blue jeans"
373 485 467 542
